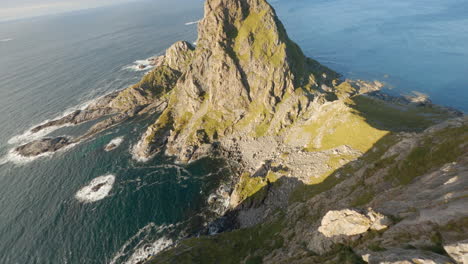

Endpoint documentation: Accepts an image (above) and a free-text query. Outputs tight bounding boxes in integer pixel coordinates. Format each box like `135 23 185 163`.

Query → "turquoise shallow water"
0 0 467 263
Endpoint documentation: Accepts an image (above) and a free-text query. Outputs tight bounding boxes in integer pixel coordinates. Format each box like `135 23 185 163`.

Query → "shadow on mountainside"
147 95 465 263
347 93 461 132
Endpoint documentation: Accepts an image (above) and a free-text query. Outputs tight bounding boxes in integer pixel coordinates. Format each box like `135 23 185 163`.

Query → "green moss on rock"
111 66 180 110
385 125 467 185
234 10 286 67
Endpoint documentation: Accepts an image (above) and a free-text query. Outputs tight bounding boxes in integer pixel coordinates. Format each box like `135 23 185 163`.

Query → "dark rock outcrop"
16 137 71 157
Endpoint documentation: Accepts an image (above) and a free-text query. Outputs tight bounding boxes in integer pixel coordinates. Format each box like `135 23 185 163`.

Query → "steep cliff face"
133 0 341 162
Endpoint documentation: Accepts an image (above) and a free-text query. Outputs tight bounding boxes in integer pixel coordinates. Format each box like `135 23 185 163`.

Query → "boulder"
444 240 468 264
367 209 392 231
318 209 372 237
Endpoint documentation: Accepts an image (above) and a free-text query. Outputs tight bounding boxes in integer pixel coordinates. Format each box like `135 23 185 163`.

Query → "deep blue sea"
0 0 467 263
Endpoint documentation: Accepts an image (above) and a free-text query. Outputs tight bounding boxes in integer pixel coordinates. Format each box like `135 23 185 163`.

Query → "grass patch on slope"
149 218 285 264
234 10 286 67
111 66 180 109
385 125 467 185
301 101 389 153
232 172 280 206
350 95 453 131
299 95 455 153
235 103 273 138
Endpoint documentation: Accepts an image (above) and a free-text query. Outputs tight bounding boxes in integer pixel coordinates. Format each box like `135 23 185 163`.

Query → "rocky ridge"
13 41 194 157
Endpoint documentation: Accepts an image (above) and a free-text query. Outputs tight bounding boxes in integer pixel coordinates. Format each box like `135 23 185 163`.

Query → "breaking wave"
109 223 175 264
123 58 155 72
0 142 78 165
105 137 124 152
7 97 97 146
0 38 13 42
130 136 154 163
184 20 200 26
124 237 173 264
75 174 116 203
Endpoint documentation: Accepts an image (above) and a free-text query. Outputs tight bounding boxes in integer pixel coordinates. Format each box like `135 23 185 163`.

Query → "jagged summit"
184 0 340 107
197 0 304 101
133 0 341 161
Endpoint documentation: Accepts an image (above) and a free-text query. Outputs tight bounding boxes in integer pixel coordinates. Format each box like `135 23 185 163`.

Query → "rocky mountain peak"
130 0 346 161
131 0 344 161
195 0 306 105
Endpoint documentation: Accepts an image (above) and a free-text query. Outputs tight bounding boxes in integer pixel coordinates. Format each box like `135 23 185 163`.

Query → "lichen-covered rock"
164 41 195 72
318 208 391 238
444 240 468 264
367 208 392 231
318 209 372 237
109 65 180 110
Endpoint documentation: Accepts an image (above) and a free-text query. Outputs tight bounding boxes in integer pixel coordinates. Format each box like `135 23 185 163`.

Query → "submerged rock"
75 175 115 203
105 137 124 152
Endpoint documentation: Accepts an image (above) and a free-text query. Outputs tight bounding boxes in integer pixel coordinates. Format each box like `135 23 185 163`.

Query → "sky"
0 0 141 22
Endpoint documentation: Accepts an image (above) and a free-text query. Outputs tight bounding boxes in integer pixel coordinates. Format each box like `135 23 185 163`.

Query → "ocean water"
272 0 468 111
0 0 467 263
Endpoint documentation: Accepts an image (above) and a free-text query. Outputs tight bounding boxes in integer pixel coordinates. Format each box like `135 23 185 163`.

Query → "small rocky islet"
14 0 467 263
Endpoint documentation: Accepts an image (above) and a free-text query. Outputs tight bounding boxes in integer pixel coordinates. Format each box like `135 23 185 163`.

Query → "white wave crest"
0 38 13 42
75 175 115 203
124 58 155 72
185 20 200 26
105 136 124 151
7 123 73 146
8 97 97 145
110 223 175 264
124 237 173 264
130 137 154 163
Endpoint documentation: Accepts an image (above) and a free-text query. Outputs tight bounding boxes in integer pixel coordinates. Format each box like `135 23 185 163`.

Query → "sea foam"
123 58 155 72
110 223 175 264
0 142 78 165
184 20 200 26
124 237 173 264
105 136 124 152
130 137 154 163
0 38 13 42
75 175 116 203
8 97 96 145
